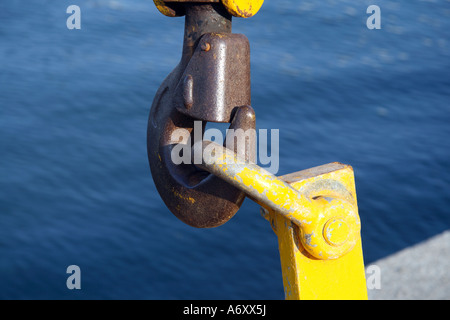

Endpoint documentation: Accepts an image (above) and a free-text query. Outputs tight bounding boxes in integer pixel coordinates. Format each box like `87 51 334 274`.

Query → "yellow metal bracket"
221 0 264 18
262 164 367 300
153 0 264 18
196 141 368 300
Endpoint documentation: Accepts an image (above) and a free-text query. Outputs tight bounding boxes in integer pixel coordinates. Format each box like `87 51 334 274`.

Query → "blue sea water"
0 0 449 299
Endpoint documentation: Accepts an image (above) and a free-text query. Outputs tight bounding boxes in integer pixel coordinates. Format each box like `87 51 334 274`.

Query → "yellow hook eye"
153 0 184 17
153 1 263 18
221 0 264 18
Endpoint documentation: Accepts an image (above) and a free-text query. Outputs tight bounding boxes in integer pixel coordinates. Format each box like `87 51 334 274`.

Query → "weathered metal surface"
149 0 367 300
149 1 367 300
273 166 367 300
180 3 232 67
221 0 264 18
147 3 254 228
195 141 361 260
153 0 185 17
153 0 264 18
174 33 251 122
195 141 367 299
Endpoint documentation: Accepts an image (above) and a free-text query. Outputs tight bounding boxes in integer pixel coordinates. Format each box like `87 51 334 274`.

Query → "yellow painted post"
263 164 368 300
196 141 368 300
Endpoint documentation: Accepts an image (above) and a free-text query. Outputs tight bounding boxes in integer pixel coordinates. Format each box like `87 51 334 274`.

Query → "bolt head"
323 218 349 247
201 42 211 52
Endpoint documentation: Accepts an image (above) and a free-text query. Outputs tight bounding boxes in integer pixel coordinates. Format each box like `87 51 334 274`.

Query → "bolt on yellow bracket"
195 141 368 300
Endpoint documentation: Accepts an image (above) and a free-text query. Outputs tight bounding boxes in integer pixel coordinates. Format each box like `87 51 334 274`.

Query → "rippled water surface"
1 0 449 299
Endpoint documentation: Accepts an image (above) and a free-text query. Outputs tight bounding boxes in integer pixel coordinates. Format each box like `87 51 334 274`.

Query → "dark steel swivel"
147 3 255 228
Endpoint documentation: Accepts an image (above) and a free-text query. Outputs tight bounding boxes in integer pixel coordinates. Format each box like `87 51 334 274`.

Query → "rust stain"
172 188 196 204
235 4 253 18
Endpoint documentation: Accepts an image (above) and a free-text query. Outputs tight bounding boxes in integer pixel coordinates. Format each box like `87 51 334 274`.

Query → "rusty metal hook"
147 3 255 228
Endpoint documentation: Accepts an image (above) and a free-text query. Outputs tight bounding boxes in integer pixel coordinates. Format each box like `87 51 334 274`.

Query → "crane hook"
147 3 256 227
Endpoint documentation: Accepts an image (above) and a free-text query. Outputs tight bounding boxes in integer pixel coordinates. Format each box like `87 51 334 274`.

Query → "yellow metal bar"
196 141 368 299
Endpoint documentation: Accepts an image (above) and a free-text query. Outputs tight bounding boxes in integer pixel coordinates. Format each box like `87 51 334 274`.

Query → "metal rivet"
201 42 211 52
323 218 349 247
